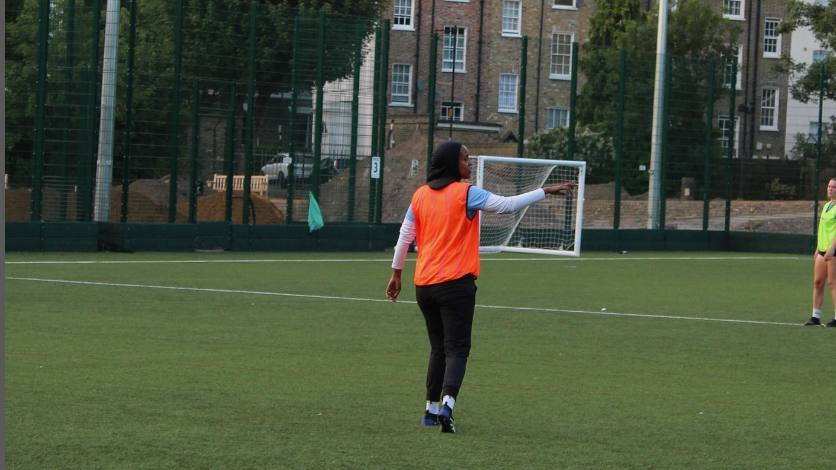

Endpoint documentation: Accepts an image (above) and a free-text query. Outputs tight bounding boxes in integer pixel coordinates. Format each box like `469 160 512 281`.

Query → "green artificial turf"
5 251 834 469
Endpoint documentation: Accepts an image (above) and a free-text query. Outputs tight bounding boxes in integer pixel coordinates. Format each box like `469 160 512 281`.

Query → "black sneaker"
438 404 456 434
421 411 439 426
805 317 821 326
824 319 836 328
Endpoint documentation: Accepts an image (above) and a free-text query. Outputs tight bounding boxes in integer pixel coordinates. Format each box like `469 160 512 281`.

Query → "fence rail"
5 0 834 238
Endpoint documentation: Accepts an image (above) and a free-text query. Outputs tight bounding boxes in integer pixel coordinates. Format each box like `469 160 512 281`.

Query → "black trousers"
415 274 477 402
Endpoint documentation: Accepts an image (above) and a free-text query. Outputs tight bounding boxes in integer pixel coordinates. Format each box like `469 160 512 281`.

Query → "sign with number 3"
371 157 381 179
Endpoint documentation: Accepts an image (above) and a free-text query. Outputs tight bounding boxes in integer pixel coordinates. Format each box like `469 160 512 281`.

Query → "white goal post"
470 156 586 257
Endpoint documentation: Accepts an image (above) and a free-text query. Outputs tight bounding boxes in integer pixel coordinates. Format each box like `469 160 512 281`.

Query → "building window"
440 101 464 122
547 107 569 129
393 0 414 30
391 64 412 105
719 116 739 157
723 0 744 19
502 0 522 36
553 0 576 9
723 46 742 90
498 74 518 113
550 32 573 80
760 88 779 131
764 19 781 58
809 122 827 144
442 27 466 73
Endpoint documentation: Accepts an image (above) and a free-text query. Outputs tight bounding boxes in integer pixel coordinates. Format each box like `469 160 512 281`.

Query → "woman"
385 141 577 433
806 177 836 327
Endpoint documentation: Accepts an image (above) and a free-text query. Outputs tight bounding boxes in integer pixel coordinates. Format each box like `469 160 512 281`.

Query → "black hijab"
427 141 463 190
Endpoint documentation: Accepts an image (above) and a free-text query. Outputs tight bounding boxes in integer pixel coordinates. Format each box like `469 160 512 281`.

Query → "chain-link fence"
6 1 835 238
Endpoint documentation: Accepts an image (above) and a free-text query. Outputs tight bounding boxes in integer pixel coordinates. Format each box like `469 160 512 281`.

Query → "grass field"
5 251 836 469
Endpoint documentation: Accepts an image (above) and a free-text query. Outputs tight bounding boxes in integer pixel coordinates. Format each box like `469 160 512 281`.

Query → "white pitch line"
4 256 802 265
6 276 801 327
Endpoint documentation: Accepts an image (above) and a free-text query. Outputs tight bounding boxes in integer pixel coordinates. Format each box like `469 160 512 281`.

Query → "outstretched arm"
477 181 578 214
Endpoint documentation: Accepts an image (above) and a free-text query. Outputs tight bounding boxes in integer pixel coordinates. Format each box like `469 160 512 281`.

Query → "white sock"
442 395 455 410
426 401 439 415
813 309 821 319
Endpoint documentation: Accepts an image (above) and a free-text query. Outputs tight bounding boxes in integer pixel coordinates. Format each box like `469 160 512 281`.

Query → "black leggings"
415 274 477 402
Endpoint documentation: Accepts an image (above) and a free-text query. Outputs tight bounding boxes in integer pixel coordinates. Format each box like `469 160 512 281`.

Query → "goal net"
469 156 586 256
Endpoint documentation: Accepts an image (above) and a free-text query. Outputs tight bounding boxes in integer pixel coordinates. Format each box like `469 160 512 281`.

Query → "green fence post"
31 0 51 221
121 0 137 223
225 84 237 223
169 0 184 223
659 54 672 231
725 60 737 233
813 61 825 235
347 24 363 223
312 9 326 200
242 2 257 225
287 17 299 223
517 36 527 158
375 20 390 224
703 59 715 232
614 49 626 233
427 33 438 177
369 25 382 223
82 0 103 222
189 79 201 224
60 0 77 221
568 42 579 160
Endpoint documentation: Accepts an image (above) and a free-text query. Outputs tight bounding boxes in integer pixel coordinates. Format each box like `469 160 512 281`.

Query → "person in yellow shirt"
806 177 836 327
385 141 576 433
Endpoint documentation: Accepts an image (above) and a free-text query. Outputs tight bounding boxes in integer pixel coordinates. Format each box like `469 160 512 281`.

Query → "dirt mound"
314 129 447 224
176 191 285 224
5 189 32 221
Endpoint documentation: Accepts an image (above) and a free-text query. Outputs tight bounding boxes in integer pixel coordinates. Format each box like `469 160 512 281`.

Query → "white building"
785 0 835 158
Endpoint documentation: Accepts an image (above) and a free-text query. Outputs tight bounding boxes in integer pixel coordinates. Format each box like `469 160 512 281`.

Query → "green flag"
308 191 324 233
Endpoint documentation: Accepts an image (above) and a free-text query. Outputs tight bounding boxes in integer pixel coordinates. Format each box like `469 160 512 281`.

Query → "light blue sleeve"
466 186 493 219
405 205 415 223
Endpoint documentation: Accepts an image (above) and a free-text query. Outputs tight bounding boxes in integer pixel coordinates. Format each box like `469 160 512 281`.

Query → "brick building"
710 0 792 161
382 0 795 158
384 0 593 140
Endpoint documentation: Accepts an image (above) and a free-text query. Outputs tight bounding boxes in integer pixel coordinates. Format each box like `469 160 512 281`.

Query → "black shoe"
438 405 456 434
824 319 836 328
805 317 821 326
421 411 439 426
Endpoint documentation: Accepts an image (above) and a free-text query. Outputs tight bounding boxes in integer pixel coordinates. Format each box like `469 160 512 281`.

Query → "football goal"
470 156 586 257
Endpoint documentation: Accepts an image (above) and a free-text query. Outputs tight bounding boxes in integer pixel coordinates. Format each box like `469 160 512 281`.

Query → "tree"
779 0 836 167
525 126 615 184
575 0 740 196
4 0 385 180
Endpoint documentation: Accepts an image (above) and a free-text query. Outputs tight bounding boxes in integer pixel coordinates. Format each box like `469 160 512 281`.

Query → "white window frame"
549 31 573 80
552 0 577 10
498 74 519 113
392 0 415 31
763 19 781 58
390 63 413 106
442 27 467 73
547 107 569 129
502 0 522 37
440 101 464 122
719 116 740 158
760 87 779 131
813 50 830 63
723 46 743 90
723 0 744 20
